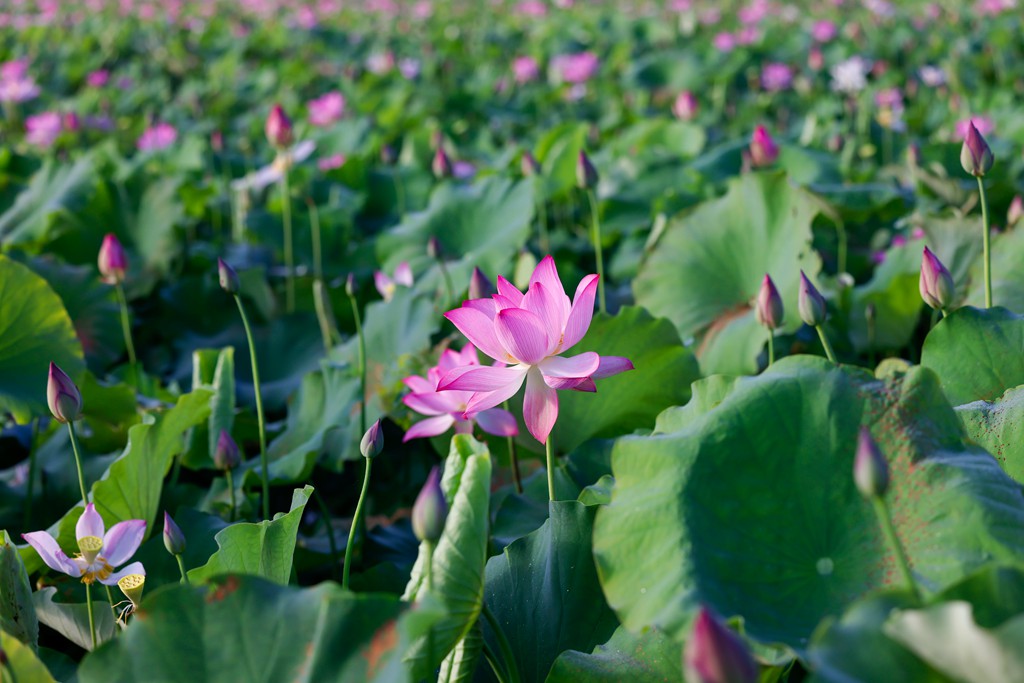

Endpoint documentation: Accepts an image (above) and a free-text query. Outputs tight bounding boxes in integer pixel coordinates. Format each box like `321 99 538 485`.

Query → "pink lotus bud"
217 258 240 294
919 247 954 312
163 512 186 556
576 150 598 189
521 149 541 177
1007 195 1023 228
808 46 824 72
265 104 294 149
749 126 779 167
754 274 784 330
432 147 453 179
672 91 698 120
427 236 443 260
412 466 447 544
98 233 127 284
468 267 496 300
854 427 888 498
47 362 82 423
960 122 993 177
63 112 80 132
213 430 241 470
684 607 758 683
211 130 224 153
360 419 384 459
798 271 827 327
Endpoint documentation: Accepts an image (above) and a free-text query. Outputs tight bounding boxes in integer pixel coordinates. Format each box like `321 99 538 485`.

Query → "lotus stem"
114 282 138 385
104 585 119 627
68 421 88 507
767 332 775 367
348 291 368 436
306 197 323 282
437 258 455 310
394 170 406 218
978 176 992 308
585 188 607 313
342 457 373 590
233 294 270 520
536 182 550 254
85 582 96 650
503 401 522 494
545 437 556 502
871 496 920 602
815 325 838 363
280 168 295 314
176 555 190 585
225 468 236 523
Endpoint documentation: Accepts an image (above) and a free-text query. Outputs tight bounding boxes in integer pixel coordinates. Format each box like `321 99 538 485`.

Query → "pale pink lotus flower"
439 256 633 444
402 344 518 441
513 56 540 84
552 52 599 84
399 58 421 80
366 51 395 75
954 116 994 141
738 1 769 24
25 111 62 148
736 27 760 45
673 91 698 120
22 503 146 586
918 65 946 87
86 69 110 87
374 261 414 301
830 56 871 93
318 153 345 172
516 0 548 16
874 87 903 110
136 122 177 151
308 91 345 127
713 32 736 52
453 160 476 179
412 1 433 19
0 62 39 103
0 59 29 81
810 19 837 42
761 63 793 92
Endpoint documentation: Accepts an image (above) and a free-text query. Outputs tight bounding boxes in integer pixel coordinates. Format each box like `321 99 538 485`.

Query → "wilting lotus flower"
22 503 145 586
513 56 540 84
440 256 633 444
403 344 518 441
374 261 414 301
136 122 177 151
307 91 345 127
25 111 62 148
673 91 698 120
98 233 127 285
748 126 779 167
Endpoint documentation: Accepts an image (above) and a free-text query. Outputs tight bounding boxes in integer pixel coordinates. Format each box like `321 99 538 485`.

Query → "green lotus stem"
114 282 138 385
585 189 607 314
225 468 236 523
545 437 556 502
176 555 190 585
482 603 521 683
871 496 920 602
233 294 270 520
342 457 373 590
815 325 837 363
23 418 39 529
280 168 295 314
503 401 522 494
85 582 96 650
313 280 336 354
767 333 775 367
833 215 848 276
68 421 88 507
978 176 992 308
313 488 340 580
306 197 323 282
348 292 367 436
424 541 435 664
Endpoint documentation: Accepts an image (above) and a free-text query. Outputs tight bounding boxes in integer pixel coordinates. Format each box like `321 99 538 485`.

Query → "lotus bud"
749 125 779 167
211 130 224 153
213 430 241 470
906 143 921 168
162 512 186 556
360 419 384 459
1007 195 1023 228
432 147 453 179
808 46 824 72
960 122 993 177
576 150 599 190
468 267 496 300
672 91 698 120
380 144 397 165
412 466 448 544
854 427 888 498
117 572 145 611
683 606 758 683
520 149 541 177
798 271 827 327
919 247 954 312
427 236 443 260
265 104 294 150
754 274 783 330
47 362 82 423
217 258 240 294
98 233 128 285
345 272 358 297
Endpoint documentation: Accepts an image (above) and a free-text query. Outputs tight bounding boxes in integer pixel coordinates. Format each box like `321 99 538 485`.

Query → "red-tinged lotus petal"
403 375 435 394
522 282 570 352
591 355 634 379
403 414 457 442
561 274 599 352
100 561 146 586
440 365 528 392
496 275 524 305
76 503 105 541
463 375 529 415
445 307 509 362
571 378 597 392
102 519 146 567
21 531 81 577
523 367 558 444
475 408 519 437
529 255 568 302
495 308 550 364
403 391 461 416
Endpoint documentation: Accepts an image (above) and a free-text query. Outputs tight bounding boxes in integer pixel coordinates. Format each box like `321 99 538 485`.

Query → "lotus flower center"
78 536 103 564
118 573 146 607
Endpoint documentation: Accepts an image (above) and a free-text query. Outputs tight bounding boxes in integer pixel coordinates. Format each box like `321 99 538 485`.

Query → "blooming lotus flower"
402 344 518 442
712 32 736 53
230 140 316 193
513 56 540 84
136 122 177 152
760 63 793 92
25 111 62 148
307 91 345 127
374 261 413 301
22 503 145 586
0 60 39 103
830 56 870 94
552 52 599 84
440 256 633 444
86 69 110 88
810 19 837 42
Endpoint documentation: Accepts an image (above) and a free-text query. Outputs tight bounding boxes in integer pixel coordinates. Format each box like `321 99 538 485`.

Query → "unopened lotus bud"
412 466 447 544
162 512 186 556
749 126 779 167
854 427 888 498
360 419 384 459
1007 195 1023 228
576 150 598 190
468 267 496 300
427 236 443 260
117 572 145 610
98 233 127 285
960 122 993 177
432 147 453 179
672 91 698 120
808 46 824 72
217 258 240 294
265 104 294 150
684 606 758 683
798 271 827 327
521 149 541 177
47 362 82 423
754 274 784 330
345 272 358 297
213 430 241 470
211 130 224 153
919 247 954 312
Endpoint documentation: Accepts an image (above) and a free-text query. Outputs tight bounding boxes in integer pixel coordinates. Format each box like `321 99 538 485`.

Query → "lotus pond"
2 1 1024 681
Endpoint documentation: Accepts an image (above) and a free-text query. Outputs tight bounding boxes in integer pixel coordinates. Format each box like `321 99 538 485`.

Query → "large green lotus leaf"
653 374 739 435
438 620 483 683
955 385 1024 483
0 254 85 421
0 530 37 649
0 629 56 682
482 501 619 683
182 347 236 470
633 171 822 375
547 625 683 683
920 307 1024 406
188 486 312 585
601 119 706 160
534 122 589 200
78 575 437 683
402 435 492 678
120 177 185 280
0 155 96 249
847 240 923 353
593 355 1024 647
32 586 117 652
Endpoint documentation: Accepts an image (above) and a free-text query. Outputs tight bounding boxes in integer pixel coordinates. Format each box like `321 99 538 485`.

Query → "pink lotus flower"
513 56 540 84
761 63 793 92
307 91 345 127
552 52 599 84
402 344 518 441
98 233 128 284
22 503 146 586
673 91 698 120
86 69 110 88
810 19 837 42
136 122 177 151
0 64 39 103
374 261 413 301
516 0 548 16
317 153 346 172
25 111 63 148
440 256 633 444
713 32 736 52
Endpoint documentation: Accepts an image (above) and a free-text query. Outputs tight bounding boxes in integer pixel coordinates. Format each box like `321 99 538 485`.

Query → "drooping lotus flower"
439 256 633 444
374 261 413 301
22 503 145 586
402 344 518 442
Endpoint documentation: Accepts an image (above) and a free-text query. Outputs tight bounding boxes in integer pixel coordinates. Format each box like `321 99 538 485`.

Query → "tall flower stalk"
346 274 368 436
960 122 995 308
98 234 138 384
266 104 297 313
577 151 606 313
798 272 836 363
343 420 383 590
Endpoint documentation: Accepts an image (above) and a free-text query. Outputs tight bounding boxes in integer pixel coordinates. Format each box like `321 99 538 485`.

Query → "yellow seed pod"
118 573 145 609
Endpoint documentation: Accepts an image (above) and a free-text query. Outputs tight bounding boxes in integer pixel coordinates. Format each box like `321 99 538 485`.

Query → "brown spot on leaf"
362 620 398 677
206 575 240 603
